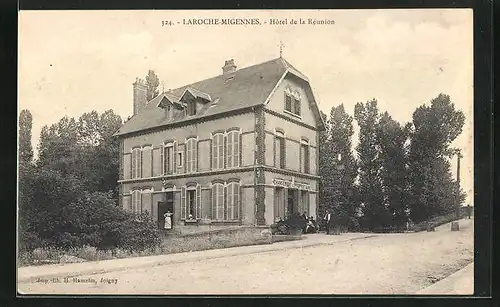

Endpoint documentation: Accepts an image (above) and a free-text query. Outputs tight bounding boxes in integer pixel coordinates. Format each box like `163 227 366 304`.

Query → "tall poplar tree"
376 112 411 229
354 99 389 230
145 70 160 101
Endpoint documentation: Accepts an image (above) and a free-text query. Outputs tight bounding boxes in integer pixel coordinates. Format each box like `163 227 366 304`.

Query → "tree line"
318 94 466 231
18 71 162 252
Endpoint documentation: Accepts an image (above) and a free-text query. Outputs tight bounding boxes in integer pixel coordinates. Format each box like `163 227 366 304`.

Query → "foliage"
354 99 390 230
36 110 122 196
145 70 160 101
375 112 411 229
18 109 34 165
283 213 307 230
407 94 466 223
18 163 160 253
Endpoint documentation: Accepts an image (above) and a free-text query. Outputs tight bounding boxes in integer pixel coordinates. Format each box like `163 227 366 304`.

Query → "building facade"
114 57 325 232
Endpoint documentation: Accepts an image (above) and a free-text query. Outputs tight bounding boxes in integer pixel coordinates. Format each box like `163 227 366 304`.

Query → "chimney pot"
222 59 237 75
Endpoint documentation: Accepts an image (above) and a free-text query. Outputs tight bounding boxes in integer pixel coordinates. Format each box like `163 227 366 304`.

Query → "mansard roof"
114 57 325 137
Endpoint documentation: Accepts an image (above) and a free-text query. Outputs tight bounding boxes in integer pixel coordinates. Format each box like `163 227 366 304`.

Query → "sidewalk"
18 232 375 283
416 262 474 295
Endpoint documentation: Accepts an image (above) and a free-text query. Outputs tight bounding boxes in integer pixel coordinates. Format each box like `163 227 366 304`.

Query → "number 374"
162 20 173 26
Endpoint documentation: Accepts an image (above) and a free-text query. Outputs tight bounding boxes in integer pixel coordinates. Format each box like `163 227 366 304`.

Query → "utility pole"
453 148 463 219
455 149 462 219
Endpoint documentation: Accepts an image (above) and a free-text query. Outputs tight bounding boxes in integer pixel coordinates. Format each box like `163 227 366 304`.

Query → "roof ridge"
165 57 284 94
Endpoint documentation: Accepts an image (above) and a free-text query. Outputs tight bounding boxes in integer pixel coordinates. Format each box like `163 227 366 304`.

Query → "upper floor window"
186 138 197 173
275 130 286 169
162 142 174 175
284 88 301 117
212 133 224 170
226 130 240 168
131 148 142 179
300 139 310 174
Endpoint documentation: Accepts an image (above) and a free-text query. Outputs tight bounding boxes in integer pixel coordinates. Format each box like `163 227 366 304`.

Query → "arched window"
226 130 240 168
211 183 225 220
227 182 240 220
186 138 197 173
212 133 224 170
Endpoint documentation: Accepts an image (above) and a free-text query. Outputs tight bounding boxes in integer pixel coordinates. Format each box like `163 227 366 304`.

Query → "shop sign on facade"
272 178 311 191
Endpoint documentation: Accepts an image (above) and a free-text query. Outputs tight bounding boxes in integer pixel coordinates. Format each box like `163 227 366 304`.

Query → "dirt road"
19 219 473 295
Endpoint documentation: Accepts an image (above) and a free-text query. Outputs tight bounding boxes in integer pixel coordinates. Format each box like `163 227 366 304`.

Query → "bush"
283 213 307 230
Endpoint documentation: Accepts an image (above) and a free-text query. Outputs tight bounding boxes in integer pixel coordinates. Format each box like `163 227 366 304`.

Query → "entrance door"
287 188 299 215
158 192 174 229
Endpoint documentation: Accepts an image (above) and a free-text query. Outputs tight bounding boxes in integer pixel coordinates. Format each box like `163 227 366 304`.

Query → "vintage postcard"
17 9 474 295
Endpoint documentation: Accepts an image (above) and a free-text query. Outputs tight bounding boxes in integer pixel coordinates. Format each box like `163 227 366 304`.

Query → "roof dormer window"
187 101 196 116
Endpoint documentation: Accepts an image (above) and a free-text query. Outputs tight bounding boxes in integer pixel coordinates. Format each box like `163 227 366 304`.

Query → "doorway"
158 192 174 229
287 188 299 215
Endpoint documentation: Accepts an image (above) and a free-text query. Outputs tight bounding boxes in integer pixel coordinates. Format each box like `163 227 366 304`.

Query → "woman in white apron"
164 210 173 230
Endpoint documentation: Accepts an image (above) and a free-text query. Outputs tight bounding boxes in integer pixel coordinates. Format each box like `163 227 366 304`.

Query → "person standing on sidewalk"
323 210 332 234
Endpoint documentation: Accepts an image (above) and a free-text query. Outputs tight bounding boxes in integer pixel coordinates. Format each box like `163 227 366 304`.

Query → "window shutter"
194 139 198 172
180 186 186 220
234 184 240 220
235 132 240 167
196 184 201 219
160 146 164 175
280 138 286 168
173 142 178 174
211 185 216 220
131 151 136 178
138 150 143 178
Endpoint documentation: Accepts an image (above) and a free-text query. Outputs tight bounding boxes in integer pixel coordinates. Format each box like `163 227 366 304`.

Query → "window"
186 138 197 173
177 151 183 167
131 148 142 179
212 133 224 170
131 190 141 213
285 94 292 112
187 101 196 116
181 184 201 220
294 98 301 116
141 191 152 215
301 140 310 174
284 88 301 117
212 183 225 220
275 131 285 169
226 130 240 168
227 182 240 220
162 143 174 175
142 146 152 178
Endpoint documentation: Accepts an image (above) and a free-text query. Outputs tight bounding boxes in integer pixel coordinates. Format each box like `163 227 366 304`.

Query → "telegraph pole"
455 149 462 219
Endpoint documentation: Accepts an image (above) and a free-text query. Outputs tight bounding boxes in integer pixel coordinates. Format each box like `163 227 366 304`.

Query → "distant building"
114 57 325 233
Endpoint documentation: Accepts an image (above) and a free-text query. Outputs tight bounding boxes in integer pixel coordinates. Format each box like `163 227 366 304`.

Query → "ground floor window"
181 184 201 220
211 181 240 221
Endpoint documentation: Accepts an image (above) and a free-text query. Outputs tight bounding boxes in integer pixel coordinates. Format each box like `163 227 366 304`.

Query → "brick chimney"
133 78 147 116
222 59 237 75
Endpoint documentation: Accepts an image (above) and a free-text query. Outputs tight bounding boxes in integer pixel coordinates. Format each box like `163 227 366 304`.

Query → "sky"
18 9 474 204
